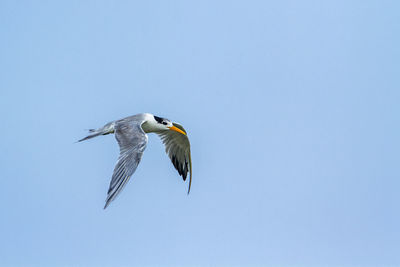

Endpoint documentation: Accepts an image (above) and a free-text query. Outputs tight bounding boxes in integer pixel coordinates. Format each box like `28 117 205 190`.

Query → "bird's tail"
78 121 115 142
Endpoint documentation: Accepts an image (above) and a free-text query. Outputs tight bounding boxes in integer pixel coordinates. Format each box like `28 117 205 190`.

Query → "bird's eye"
162 121 168 125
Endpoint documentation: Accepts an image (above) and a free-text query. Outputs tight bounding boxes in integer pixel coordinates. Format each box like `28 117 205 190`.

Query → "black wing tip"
171 155 186 178
104 199 111 209
104 191 114 209
187 180 191 194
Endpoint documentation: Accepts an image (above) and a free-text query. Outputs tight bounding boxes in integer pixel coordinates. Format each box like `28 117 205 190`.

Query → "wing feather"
156 122 192 193
104 121 147 209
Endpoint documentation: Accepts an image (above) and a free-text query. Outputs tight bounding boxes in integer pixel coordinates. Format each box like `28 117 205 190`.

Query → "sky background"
1 0 399 266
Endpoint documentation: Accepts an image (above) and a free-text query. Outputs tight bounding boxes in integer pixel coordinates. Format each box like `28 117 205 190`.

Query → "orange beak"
169 125 186 135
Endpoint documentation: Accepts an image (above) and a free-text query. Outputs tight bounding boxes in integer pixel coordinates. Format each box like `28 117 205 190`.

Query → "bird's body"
79 113 192 209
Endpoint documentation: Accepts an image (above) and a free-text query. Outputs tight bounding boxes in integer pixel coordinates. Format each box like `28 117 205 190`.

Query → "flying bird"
78 113 192 209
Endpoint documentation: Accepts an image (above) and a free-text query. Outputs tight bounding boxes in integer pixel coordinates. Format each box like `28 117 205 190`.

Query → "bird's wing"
156 123 192 193
104 121 148 209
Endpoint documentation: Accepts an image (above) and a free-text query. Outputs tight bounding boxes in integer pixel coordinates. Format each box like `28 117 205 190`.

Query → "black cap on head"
154 115 164 124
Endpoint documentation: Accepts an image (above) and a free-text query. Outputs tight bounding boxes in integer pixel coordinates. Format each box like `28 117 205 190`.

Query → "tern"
78 113 192 209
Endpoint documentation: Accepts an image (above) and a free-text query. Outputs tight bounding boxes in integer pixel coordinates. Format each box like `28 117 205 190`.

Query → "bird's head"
142 114 186 135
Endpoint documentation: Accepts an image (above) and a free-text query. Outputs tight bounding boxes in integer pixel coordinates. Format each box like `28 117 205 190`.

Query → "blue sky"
1 0 399 266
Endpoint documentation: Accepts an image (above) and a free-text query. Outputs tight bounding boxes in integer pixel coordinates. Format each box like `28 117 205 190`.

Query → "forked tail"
78 121 115 142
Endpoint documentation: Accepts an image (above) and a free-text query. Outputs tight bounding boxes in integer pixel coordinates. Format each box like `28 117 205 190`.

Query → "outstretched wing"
156 123 192 193
104 121 148 209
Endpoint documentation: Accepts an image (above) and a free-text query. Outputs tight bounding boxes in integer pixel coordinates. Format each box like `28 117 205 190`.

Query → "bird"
78 113 192 209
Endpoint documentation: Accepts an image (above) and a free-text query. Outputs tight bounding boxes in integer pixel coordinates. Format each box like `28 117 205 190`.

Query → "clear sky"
1 1 399 266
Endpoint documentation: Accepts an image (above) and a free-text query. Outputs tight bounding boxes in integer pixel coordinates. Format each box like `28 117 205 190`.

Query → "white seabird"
79 113 192 209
